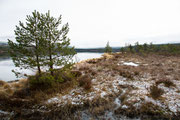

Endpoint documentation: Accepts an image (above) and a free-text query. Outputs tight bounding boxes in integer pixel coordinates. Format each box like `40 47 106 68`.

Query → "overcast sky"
0 0 180 48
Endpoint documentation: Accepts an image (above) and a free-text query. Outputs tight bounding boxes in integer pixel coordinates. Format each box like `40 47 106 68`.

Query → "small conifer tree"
120 47 125 53
8 10 75 78
105 41 112 53
128 44 133 53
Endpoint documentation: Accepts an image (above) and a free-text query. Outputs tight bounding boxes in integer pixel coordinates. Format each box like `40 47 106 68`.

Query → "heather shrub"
78 75 92 90
71 70 82 77
156 78 175 87
150 85 164 99
29 74 55 89
28 69 76 90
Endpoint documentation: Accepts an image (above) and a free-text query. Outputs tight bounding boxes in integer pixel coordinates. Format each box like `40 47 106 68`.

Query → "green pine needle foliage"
105 41 112 53
8 10 76 80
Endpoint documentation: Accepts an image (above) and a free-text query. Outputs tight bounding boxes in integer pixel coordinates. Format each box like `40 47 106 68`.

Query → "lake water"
0 53 102 82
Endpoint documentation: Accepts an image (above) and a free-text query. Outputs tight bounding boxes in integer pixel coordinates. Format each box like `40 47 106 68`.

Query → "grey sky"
0 0 180 48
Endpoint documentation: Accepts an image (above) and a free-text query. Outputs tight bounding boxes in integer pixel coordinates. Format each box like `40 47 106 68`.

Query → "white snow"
114 98 121 109
0 110 9 115
45 59 180 116
101 91 107 97
122 105 129 109
123 62 139 66
47 97 60 103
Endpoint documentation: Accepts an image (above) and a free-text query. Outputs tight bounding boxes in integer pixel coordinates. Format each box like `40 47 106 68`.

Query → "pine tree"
135 42 143 53
120 47 125 53
143 43 148 52
128 44 133 53
105 41 112 53
8 11 45 77
40 11 75 76
8 10 75 77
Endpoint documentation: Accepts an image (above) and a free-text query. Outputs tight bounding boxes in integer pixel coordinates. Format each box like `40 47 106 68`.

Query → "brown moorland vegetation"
0 52 180 120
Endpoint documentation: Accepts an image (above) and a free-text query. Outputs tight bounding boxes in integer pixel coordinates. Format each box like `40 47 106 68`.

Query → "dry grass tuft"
134 71 140 76
150 85 164 99
114 53 122 59
139 102 168 119
12 87 30 99
88 69 97 76
12 83 22 89
101 61 113 68
174 75 179 81
5 88 13 95
156 78 176 87
78 75 92 90
119 70 133 80
71 70 82 77
86 58 101 64
79 66 90 71
32 90 49 103
91 106 106 115
19 79 28 86
111 66 134 79
0 90 9 99
3 84 10 89
120 94 128 103
102 53 114 59
0 80 6 87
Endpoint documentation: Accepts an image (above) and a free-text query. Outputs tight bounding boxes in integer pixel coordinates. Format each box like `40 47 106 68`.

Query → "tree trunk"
36 54 41 75
35 37 41 75
49 54 54 76
49 43 54 76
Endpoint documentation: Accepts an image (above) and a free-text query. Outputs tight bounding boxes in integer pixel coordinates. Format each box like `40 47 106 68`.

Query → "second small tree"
105 41 112 53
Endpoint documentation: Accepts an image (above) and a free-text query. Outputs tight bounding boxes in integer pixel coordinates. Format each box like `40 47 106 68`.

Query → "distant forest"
0 42 180 57
121 42 180 55
0 42 9 58
75 47 120 53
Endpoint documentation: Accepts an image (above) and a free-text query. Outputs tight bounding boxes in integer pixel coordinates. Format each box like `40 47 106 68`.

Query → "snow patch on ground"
114 98 121 109
101 91 107 97
46 60 180 116
123 62 139 66
0 110 10 115
47 97 60 103
158 83 180 114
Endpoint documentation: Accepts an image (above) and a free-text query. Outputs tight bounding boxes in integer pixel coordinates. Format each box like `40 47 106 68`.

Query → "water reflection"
0 53 102 81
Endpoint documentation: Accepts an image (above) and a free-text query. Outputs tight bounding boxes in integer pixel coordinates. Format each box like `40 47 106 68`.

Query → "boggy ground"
0 52 180 120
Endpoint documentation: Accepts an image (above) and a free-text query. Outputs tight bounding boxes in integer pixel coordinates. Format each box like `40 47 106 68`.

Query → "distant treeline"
0 42 180 56
75 47 120 53
121 42 180 55
0 43 9 57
